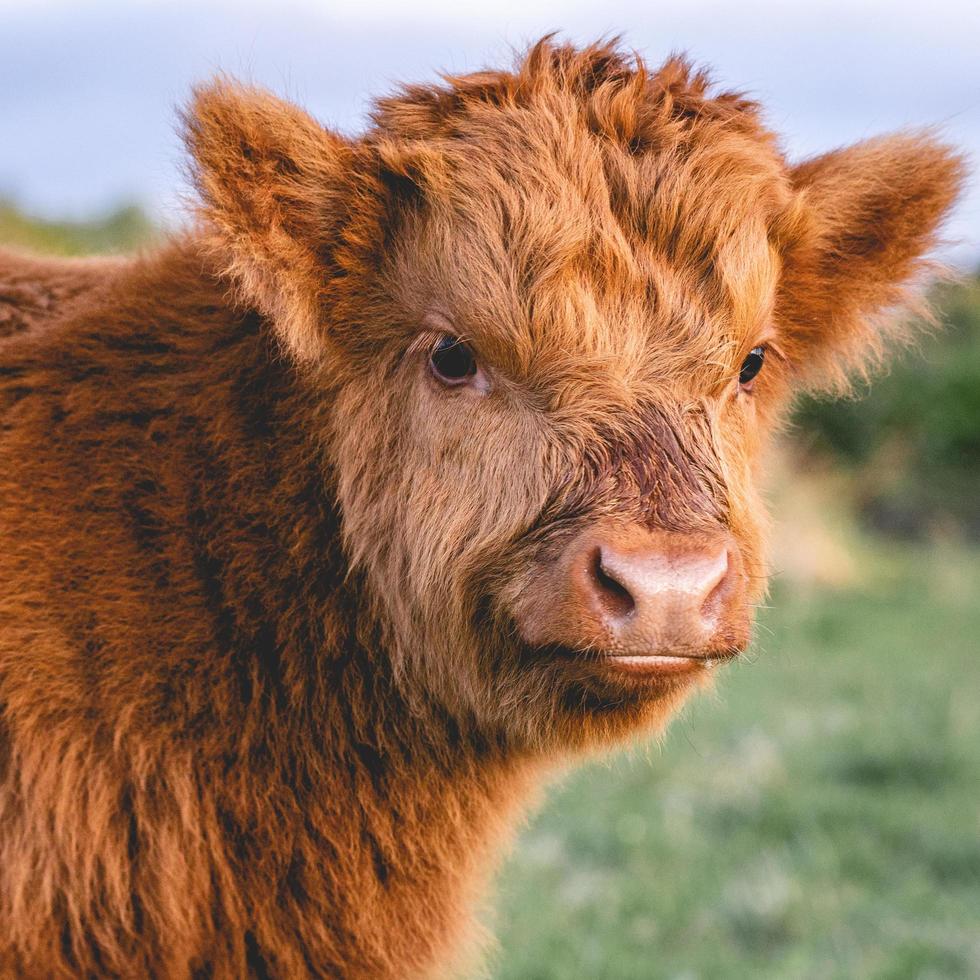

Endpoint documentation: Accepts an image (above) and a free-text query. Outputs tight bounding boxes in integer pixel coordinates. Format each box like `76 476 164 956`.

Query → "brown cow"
0 38 964 979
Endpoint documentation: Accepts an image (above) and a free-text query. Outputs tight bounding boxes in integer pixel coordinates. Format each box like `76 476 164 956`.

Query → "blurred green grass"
492 540 980 979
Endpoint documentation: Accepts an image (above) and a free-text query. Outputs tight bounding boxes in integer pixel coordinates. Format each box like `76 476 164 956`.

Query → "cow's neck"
218 579 542 977
298 648 543 976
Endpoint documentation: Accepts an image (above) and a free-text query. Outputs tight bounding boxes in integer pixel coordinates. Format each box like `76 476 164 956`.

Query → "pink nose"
587 535 736 653
516 526 749 657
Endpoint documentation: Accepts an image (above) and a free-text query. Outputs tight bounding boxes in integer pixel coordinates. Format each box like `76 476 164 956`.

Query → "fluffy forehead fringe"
370 35 765 147
367 37 792 385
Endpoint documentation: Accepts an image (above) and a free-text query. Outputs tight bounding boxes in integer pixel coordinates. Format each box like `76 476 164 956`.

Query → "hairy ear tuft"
183 79 354 361
776 132 967 392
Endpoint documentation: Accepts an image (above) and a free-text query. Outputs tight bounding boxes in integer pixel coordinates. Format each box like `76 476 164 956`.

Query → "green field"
492 540 980 979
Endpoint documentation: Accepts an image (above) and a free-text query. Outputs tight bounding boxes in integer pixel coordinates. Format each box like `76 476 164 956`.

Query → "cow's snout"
517 526 750 659
581 531 740 651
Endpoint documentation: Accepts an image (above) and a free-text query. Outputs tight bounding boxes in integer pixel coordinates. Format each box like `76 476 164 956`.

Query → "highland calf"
0 39 964 978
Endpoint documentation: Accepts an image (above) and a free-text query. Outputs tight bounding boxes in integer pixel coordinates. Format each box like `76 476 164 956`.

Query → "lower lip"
600 654 712 676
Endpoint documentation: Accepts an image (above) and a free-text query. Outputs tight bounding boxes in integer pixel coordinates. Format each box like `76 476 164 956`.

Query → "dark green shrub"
792 275 980 539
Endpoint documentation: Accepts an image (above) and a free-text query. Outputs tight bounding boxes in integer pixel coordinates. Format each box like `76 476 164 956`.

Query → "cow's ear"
776 133 966 391
183 79 355 362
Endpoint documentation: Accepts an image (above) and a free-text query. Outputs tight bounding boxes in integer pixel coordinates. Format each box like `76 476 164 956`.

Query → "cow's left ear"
775 132 966 391
183 79 356 362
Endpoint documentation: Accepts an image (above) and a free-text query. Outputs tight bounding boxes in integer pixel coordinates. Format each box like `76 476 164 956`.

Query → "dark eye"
738 346 766 388
430 336 477 385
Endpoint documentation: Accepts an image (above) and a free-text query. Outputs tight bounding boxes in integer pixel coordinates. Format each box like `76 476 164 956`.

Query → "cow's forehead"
377 43 793 391
422 133 784 392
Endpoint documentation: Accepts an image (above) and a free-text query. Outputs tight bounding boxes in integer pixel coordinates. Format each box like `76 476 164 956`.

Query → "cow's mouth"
533 643 740 681
597 651 732 676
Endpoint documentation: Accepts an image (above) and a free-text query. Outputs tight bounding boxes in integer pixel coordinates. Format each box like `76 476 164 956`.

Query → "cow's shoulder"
0 248 127 341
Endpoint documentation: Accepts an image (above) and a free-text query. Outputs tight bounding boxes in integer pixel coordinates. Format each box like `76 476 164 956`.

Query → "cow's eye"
738 346 766 389
430 336 477 385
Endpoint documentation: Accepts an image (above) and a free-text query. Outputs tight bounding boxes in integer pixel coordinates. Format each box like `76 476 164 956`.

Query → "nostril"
699 549 732 621
592 548 636 620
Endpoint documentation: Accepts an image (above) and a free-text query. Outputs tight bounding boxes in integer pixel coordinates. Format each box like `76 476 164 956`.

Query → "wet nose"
564 528 745 655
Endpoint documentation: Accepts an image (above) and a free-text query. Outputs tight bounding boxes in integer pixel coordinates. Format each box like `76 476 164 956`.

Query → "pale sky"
1 0 977 264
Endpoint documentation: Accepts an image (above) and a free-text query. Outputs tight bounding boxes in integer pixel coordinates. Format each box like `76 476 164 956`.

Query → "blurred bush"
0 198 157 256
792 275 980 541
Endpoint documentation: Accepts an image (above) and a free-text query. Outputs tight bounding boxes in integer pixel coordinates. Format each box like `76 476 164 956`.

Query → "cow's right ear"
775 133 965 392
183 79 355 362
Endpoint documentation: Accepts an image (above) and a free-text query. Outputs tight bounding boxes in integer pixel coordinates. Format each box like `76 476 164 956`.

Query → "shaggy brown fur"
0 251 123 339
0 38 965 978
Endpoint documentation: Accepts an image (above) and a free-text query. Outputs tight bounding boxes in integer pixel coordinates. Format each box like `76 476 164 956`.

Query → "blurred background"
2 1 978 976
